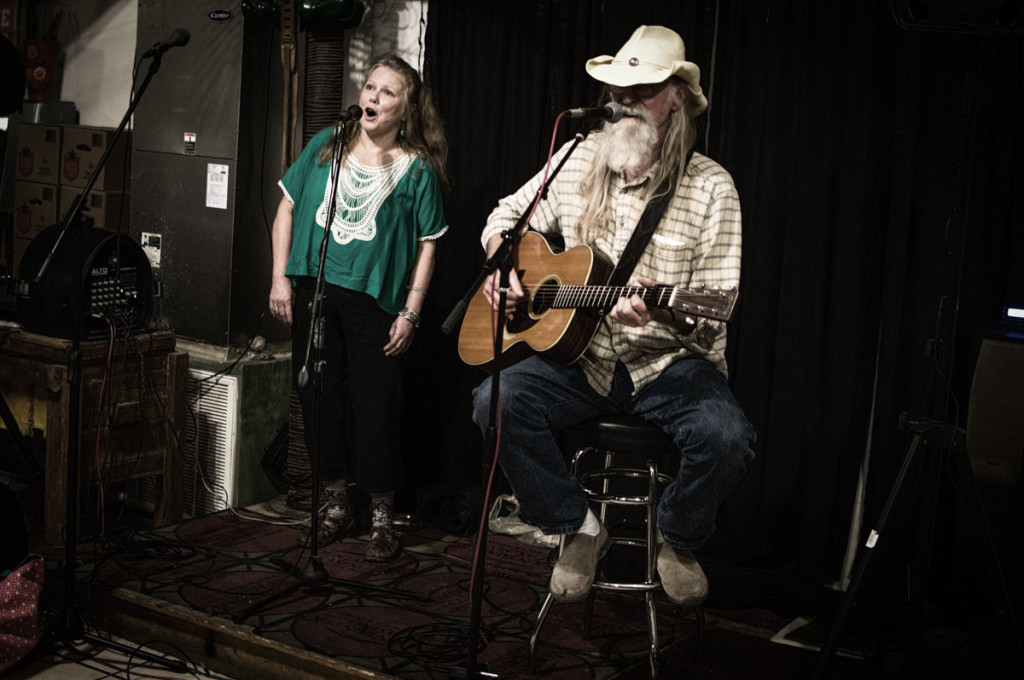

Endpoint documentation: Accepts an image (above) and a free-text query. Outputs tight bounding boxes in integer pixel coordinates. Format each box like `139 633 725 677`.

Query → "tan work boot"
549 522 610 602
657 542 709 606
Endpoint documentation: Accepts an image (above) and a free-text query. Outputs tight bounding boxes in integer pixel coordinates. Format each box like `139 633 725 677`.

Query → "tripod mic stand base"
232 552 433 626
78 630 188 673
271 554 329 585
38 606 188 673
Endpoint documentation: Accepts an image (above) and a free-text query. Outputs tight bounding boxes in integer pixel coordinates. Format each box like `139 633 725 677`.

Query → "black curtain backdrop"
403 0 1024 618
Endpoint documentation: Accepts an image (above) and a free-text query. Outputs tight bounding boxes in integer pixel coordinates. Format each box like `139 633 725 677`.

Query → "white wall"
55 0 137 128
55 0 428 129
344 0 429 110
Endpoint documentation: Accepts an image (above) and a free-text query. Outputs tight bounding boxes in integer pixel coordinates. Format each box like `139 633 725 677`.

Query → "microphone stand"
18 51 188 673
440 132 584 338
443 130 587 680
232 112 426 628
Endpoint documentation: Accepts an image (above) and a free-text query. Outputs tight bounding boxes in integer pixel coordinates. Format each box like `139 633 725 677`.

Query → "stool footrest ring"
593 580 662 592
583 490 657 505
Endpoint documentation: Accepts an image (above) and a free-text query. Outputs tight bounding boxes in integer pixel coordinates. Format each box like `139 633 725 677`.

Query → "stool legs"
645 590 659 677
527 591 557 672
529 447 668 678
527 434 706 679
644 455 660 677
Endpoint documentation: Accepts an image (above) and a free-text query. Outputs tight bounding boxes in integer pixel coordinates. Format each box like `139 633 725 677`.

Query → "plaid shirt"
482 133 742 395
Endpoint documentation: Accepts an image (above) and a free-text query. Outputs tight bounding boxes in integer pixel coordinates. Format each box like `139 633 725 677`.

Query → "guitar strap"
606 169 678 287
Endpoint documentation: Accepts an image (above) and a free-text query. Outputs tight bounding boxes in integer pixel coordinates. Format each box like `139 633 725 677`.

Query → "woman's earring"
400 120 406 138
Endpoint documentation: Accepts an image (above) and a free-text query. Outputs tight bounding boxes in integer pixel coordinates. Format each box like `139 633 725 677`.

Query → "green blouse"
280 126 448 315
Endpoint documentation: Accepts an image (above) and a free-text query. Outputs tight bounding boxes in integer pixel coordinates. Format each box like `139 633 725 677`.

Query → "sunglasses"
608 80 671 100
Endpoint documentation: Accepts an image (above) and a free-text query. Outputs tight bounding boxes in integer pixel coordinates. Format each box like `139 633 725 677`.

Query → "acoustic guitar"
457 231 737 370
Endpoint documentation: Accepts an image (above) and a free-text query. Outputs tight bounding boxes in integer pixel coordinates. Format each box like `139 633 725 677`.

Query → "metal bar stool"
528 414 706 678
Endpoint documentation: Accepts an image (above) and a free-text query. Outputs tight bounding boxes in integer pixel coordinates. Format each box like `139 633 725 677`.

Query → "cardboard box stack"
12 124 130 279
15 124 63 184
60 125 131 192
12 124 63 279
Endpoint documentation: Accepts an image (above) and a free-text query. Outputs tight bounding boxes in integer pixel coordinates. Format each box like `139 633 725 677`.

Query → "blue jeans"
472 355 756 551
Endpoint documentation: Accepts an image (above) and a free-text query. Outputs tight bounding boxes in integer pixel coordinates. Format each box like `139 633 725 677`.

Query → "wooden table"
0 329 187 543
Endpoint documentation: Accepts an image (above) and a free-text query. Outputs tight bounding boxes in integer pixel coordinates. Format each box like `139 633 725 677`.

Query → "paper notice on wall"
140 232 162 268
206 163 229 209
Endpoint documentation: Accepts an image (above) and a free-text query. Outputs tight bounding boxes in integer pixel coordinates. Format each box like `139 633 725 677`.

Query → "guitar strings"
526 284 732 318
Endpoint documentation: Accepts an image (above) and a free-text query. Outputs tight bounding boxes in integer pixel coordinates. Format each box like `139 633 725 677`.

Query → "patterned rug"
63 506 843 679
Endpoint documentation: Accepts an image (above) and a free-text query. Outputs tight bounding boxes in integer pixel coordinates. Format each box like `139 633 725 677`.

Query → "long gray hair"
576 77 696 245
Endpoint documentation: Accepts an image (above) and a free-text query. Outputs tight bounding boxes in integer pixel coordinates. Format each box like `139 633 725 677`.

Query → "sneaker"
365 525 401 562
657 542 709 606
549 522 610 602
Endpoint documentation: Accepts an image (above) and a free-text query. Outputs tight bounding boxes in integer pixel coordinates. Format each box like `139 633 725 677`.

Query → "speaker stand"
811 413 1023 678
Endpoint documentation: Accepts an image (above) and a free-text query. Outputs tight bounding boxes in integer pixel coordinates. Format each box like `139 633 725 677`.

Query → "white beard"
601 109 659 174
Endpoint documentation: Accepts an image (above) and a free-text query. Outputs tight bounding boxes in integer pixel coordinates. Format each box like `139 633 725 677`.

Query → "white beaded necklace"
317 153 411 245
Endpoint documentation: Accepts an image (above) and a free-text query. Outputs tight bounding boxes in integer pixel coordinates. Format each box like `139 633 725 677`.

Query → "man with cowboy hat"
472 26 755 606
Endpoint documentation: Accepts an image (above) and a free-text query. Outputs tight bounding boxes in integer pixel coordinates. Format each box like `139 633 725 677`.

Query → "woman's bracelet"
398 307 421 329
407 285 429 295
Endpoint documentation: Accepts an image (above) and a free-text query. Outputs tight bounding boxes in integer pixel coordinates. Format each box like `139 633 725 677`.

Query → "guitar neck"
531 283 737 322
542 284 674 310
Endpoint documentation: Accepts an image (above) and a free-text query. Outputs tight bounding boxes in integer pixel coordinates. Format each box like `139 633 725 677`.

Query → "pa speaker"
16 224 153 340
892 0 1024 34
966 338 1024 487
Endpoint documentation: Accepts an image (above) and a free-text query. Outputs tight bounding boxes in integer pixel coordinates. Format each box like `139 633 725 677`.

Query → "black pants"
291 278 406 493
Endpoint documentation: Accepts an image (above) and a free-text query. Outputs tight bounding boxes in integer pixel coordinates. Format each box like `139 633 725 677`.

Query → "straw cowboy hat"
586 25 708 115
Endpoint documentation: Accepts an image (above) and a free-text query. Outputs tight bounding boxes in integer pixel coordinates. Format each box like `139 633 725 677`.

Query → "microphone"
339 105 363 122
563 102 623 122
142 28 190 59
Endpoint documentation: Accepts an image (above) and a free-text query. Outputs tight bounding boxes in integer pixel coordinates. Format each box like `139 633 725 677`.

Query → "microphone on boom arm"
562 102 624 122
142 28 191 59
339 105 363 122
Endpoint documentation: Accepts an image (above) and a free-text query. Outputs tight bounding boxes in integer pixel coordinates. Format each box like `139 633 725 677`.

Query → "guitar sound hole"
507 279 557 334
530 279 557 315
505 293 533 333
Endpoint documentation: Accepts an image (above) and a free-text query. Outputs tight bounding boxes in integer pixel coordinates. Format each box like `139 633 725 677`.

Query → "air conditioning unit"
184 368 238 516
126 358 289 518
